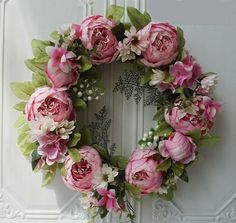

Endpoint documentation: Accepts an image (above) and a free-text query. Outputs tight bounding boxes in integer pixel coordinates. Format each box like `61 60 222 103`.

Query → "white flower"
28 116 57 142
149 69 165 86
117 41 135 62
93 164 119 189
80 192 98 210
56 24 71 36
124 26 149 55
198 73 218 95
55 120 75 139
156 186 168 195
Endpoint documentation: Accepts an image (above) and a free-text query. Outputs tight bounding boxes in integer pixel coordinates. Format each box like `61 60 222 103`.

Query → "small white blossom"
149 69 166 86
93 164 119 189
80 192 98 210
28 116 57 142
77 91 83 97
156 186 168 195
117 41 135 62
154 135 159 142
56 24 71 36
55 120 75 139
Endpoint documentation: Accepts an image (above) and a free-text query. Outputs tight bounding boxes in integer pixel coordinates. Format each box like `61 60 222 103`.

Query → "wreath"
10 5 222 223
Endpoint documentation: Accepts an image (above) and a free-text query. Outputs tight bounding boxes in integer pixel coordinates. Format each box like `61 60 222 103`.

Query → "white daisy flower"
93 164 119 189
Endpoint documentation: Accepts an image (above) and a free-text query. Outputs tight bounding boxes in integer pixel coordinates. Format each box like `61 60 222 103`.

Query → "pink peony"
140 22 178 68
170 54 202 88
62 146 102 192
159 132 196 164
38 133 67 165
79 15 118 65
165 96 222 134
125 149 163 194
97 188 120 212
46 46 80 88
25 87 74 122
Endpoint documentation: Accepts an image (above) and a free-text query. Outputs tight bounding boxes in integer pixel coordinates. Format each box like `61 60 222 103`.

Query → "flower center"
131 36 139 45
154 33 172 52
133 170 149 181
71 159 92 181
38 97 61 116
102 174 109 182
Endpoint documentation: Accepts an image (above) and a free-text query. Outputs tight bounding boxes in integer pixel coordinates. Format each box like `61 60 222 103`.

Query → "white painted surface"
0 0 235 222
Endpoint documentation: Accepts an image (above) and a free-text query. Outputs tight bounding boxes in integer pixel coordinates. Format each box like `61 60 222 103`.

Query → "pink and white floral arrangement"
10 5 222 223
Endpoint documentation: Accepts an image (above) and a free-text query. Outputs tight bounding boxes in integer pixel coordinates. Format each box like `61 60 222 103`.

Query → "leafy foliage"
89 106 113 150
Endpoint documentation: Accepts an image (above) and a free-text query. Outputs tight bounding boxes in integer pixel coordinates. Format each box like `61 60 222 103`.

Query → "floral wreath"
10 5 222 223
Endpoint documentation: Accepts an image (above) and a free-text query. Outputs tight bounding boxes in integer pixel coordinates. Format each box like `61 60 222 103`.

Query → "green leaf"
10 82 35 100
79 127 93 145
73 98 87 111
14 102 26 111
194 135 220 147
68 148 81 163
58 164 66 176
32 73 47 87
140 71 152 86
187 132 220 147
42 170 56 187
93 144 109 160
157 158 171 171
31 39 50 58
159 188 174 201
143 11 152 22
50 30 61 41
17 132 29 146
153 108 165 122
125 182 141 199
31 148 41 171
177 27 185 60
14 115 26 128
180 170 189 182
106 5 125 22
172 162 185 177
79 55 92 73
25 59 46 75
111 155 128 170
20 142 37 156
111 23 126 41
127 7 150 30
68 133 81 148
154 122 173 137
17 124 30 135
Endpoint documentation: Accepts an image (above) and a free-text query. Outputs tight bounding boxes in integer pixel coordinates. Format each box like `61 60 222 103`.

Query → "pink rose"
38 133 67 165
62 146 102 192
46 46 80 88
159 132 196 164
165 97 222 134
125 149 163 194
170 54 202 88
25 87 74 122
79 15 118 65
97 188 120 212
140 22 178 68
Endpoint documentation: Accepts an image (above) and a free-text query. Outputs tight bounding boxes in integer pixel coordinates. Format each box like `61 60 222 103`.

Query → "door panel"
0 0 235 223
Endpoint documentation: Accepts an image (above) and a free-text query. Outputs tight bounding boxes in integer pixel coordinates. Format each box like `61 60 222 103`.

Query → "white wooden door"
1 0 235 223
